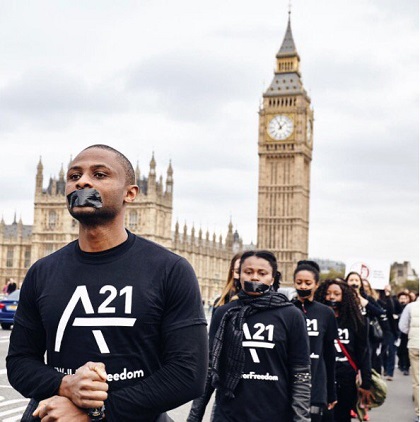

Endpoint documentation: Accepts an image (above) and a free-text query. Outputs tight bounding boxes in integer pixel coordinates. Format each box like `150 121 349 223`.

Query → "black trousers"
322 373 356 422
397 333 410 371
370 338 382 373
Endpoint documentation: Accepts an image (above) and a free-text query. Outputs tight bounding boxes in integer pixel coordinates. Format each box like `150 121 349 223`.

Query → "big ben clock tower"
257 12 313 283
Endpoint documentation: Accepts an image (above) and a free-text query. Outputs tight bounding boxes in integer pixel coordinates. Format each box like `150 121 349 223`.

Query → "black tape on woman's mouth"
67 189 103 209
243 281 270 294
296 289 312 298
325 300 340 308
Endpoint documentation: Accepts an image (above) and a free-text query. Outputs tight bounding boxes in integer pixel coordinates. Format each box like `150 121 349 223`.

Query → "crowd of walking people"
191 252 419 422
4 145 417 422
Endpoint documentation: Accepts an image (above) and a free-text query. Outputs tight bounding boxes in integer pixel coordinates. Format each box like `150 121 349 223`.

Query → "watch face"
267 115 294 140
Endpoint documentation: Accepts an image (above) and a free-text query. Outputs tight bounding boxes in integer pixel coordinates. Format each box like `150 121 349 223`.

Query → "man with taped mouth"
6 144 208 421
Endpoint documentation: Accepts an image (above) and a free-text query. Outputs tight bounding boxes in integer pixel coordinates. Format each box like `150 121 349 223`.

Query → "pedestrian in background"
379 285 403 381
6 279 17 295
409 291 418 303
397 291 411 376
361 278 388 374
315 279 372 422
292 260 338 421
399 296 419 422
346 273 387 375
2 281 8 295
212 252 243 315
188 252 243 422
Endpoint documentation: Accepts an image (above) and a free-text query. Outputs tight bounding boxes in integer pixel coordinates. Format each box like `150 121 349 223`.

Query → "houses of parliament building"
0 14 314 302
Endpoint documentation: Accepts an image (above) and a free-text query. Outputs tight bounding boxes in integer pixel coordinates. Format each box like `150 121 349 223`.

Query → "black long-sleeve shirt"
210 298 311 421
378 295 403 337
7 232 208 421
363 294 386 318
335 316 371 390
293 299 338 406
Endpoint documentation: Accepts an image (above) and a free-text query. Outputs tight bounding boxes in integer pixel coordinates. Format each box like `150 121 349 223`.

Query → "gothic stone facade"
0 156 242 304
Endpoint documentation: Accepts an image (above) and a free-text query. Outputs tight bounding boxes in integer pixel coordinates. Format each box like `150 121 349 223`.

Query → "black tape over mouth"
296 289 312 298
325 300 340 308
67 188 103 209
243 281 270 294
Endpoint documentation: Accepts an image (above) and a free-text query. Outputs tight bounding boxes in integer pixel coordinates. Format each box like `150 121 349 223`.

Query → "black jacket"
209 296 311 421
378 295 402 337
293 299 338 406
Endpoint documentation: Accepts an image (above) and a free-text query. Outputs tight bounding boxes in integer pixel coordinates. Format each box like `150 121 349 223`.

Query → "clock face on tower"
267 115 294 140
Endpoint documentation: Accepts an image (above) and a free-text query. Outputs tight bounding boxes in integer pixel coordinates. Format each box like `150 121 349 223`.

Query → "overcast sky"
0 0 418 271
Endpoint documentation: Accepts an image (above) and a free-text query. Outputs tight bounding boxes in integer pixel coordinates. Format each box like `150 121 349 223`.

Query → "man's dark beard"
69 207 118 227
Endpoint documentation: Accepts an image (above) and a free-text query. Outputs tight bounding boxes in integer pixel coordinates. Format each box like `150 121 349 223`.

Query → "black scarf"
211 290 292 398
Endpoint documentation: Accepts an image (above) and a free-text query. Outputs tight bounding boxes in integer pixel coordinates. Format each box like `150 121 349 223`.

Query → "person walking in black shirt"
7 145 208 421
187 253 243 422
379 285 403 380
396 291 411 375
361 278 389 374
210 250 311 421
292 261 338 421
315 279 372 422
212 252 243 315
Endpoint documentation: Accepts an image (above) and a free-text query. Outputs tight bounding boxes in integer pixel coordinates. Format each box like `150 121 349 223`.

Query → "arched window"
6 247 14 267
129 210 137 229
48 211 57 229
44 244 54 256
24 247 31 268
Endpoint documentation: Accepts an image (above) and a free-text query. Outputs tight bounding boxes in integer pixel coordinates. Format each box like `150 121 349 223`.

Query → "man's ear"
124 185 139 203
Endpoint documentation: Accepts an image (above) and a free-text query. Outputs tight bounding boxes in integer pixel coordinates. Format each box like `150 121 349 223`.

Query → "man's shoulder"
22 242 77 286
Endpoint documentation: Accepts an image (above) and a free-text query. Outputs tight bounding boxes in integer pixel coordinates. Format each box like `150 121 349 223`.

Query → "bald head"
83 144 135 185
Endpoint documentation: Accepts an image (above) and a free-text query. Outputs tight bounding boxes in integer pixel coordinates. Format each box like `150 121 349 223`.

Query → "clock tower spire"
277 12 299 65
257 12 314 283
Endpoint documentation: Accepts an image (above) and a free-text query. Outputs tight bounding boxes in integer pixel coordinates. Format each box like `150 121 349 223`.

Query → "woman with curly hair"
315 279 372 422
345 272 388 376
346 272 386 323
